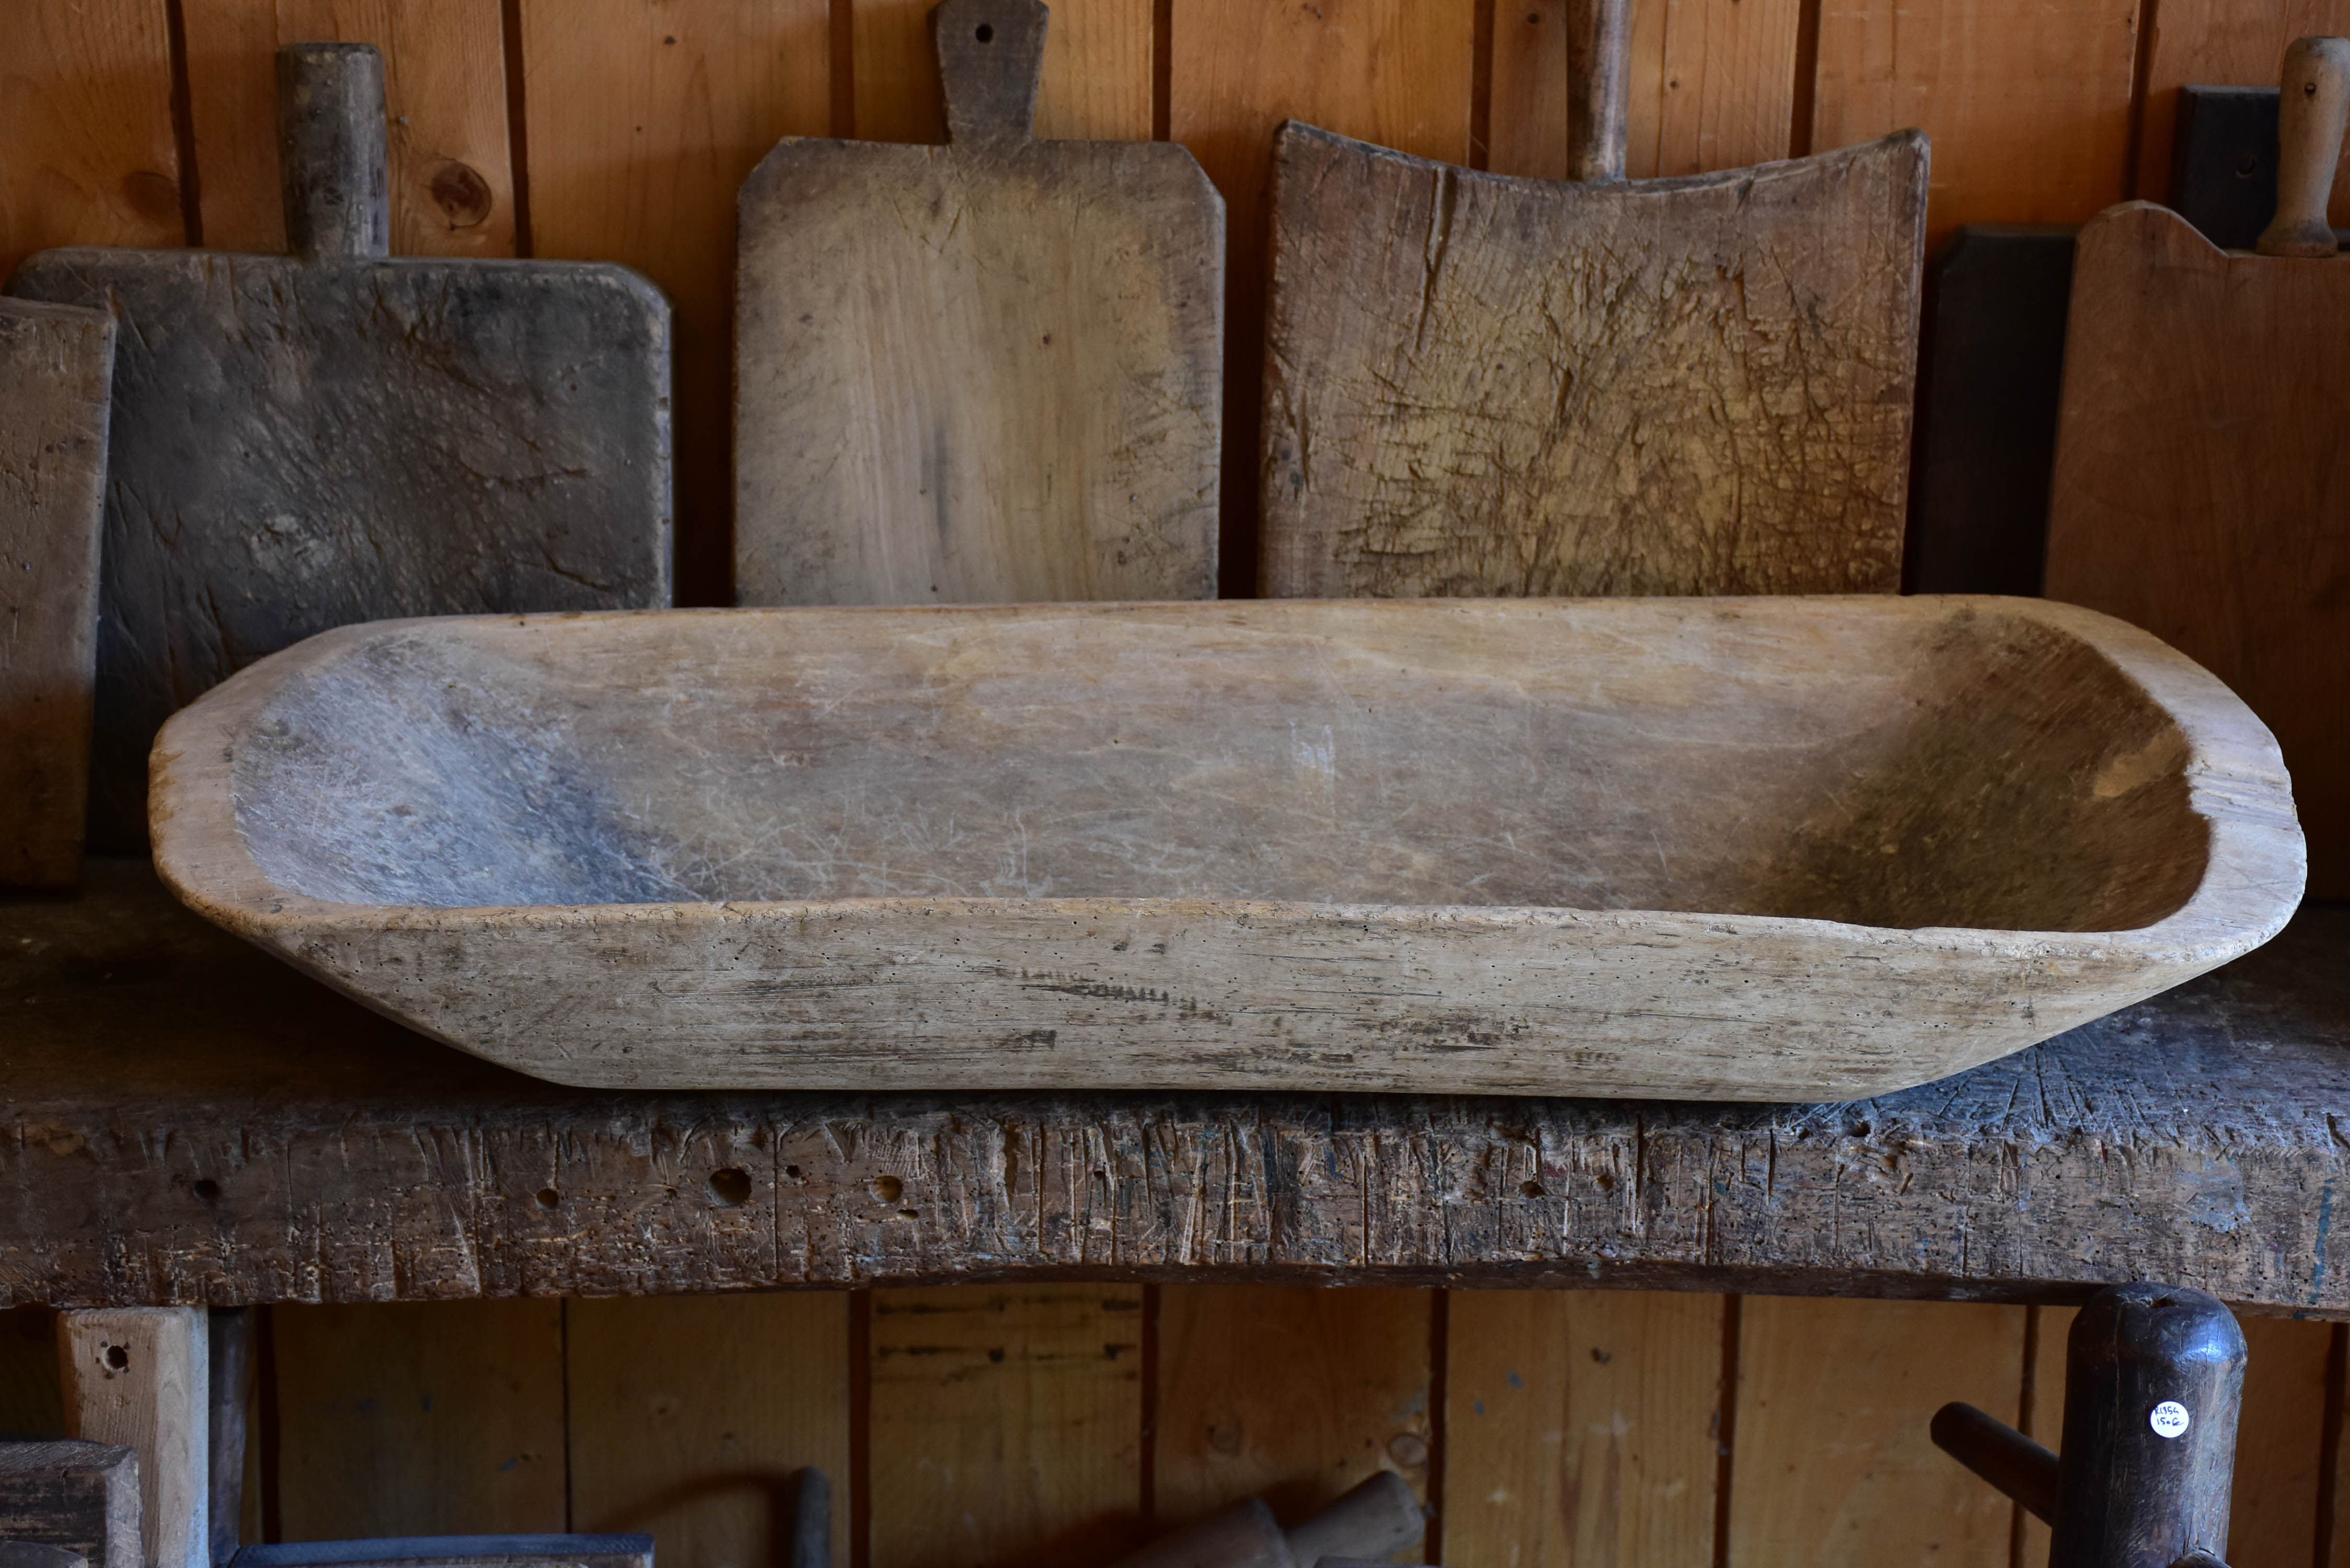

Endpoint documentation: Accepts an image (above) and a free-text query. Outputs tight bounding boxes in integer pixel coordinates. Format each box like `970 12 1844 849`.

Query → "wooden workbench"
4 861 2344 1313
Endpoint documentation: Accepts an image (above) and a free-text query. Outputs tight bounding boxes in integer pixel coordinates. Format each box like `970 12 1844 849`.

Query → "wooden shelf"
4 861 2345 1312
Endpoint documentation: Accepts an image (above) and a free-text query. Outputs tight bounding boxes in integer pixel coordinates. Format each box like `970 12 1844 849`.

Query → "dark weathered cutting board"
0 298 113 887
2046 37 2350 898
6 44 672 850
1260 120 1929 598
733 0 1222 607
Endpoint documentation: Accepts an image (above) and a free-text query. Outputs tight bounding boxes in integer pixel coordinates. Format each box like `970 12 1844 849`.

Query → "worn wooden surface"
733 0 1222 608
0 299 113 890
1259 124 1928 599
4 45 672 854
2045 201 2350 898
60 1310 208 1568
150 595 2296 1099
2136 0 2350 233
0 1443 140 1568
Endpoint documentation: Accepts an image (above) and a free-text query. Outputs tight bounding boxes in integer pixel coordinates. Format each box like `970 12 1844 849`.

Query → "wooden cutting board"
5 43 672 852
733 0 1222 607
0 298 113 889
1259 0 1928 599
2046 36 2350 898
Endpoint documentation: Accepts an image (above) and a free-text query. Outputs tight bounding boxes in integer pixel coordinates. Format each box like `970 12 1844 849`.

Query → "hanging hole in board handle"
976 22 994 40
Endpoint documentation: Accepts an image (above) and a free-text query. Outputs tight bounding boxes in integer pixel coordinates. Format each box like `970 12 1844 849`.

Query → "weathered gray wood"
0 299 114 890
227 1536 650 1568
733 0 1222 608
2 861 2346 1310
59 1311 205 1568
147 596 2296 1099
200 1313 244 1568
275 45 388 262
0 1442 140 1568
0 1544 90 1568
1108 1498 1291 1568
786 1471 828 1568
1283 1472 1422 1566
1259 123 1928 599
3 43 672 855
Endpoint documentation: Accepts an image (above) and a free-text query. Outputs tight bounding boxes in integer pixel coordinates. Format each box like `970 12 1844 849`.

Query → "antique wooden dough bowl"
150 597 2303 1100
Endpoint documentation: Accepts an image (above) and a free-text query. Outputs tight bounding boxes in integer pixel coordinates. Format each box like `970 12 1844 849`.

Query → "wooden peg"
57 1311 209 1568
277 43 391 261
1566 0 1632 181
2255 36 2350 256
1930 1400 2060 1523
931 0 1047 150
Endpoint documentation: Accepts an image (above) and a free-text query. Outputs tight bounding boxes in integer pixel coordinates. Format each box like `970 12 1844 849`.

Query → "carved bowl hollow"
151 597 2304 1099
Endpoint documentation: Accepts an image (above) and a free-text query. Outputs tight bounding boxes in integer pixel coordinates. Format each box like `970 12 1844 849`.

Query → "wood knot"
428 159 494 229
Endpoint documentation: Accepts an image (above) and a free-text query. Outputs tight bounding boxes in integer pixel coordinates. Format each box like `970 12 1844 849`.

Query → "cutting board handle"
1568 0 1633 182
2256 35 2350 257
277 43 391 261
932 0 1047 150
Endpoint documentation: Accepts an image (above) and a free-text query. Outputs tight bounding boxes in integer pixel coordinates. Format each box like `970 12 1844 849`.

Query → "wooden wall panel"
867 1285 1145 1568
0 0 184 280
853 0 1152 142
568 1294 851 1568
270 1300 568 1539
2230 1316 2333 1568
2135 0 2350 225
1729 1297 2026 1568
1155 1286 1431 1545
178 0 515 257
1168 0 1476 594
1442 1289 1724 1568
2020 1304 2072 1568
1809 0 2140 245
516 0 830 609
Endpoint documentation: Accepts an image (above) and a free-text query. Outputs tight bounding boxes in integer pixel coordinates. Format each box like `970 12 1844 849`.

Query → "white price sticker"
2150 1401 2192 1439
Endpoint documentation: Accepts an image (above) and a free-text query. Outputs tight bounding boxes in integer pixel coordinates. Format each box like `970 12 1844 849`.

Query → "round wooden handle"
2255 35 2350 257
1567 0 1633 182
275 42 390 262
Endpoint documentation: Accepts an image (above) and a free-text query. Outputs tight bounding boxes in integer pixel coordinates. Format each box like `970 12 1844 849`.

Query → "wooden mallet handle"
1566 0 1633 182
2255 35 2350 257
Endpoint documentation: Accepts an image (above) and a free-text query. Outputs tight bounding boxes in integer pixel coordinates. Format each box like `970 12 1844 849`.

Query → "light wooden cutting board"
733 0 1222 607
1259 0 1928 600
0 298 113 889
6 43 672 852
2046 37 2350 897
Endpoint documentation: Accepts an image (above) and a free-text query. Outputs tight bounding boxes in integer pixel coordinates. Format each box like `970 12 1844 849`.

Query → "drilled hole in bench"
192 1178 221 1202
104 1345 129 1371
535 1186 560 1209
709 1167 753 1207
871 1174 904 1203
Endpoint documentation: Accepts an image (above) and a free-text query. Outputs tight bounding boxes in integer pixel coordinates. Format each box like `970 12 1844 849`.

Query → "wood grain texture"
2044 202 2350 897
1441 1289 1723 1568
0 0 184 282
734 2 1222 607
1260 124 1926 598
0 1443 141 1568
1809 0 2136 244
1155 1286 1430 1548
0 299 113 889
1728 1297 2025 1568
269 1300 565 1539
516 0 827 610
867 1285 1144 1567
179 0 515 257
855 0 1153 141
2137 0 2350 228
6 230 672 853
566 1294 850 1568
1169 0 1476 593
146 597 2297 1099
7 863 2350 1310
60 1310 208 1568
2021 1304 2076 1568
2228 1314 2333 1568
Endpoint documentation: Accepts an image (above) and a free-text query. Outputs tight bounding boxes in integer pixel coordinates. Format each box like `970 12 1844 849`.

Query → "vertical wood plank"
1487 1 1573 177
2020 1304 2075 1568
1809 0 2140 245
1441 1289 1724 1568
854 0 1154 144
0 0 185 280
2135 0 2350 225
1729 1296 2026 1568
1154 1286 1431 1547
516 0 830 609
177 0 515 258
568 1294 851 1568
2230 1316 2333 1568
1646 0 1802 175
60 1309 209 1568
1168 0 1476 594
0 1307 64 1441
866 1285 1144 1568
270 1300 566 1540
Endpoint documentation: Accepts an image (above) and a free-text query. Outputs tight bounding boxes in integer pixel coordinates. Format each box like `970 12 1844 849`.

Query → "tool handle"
933 0 1046 149
1566 0 1633 181
2256 36 2350 256
1283 1471 1423 1565
277 43 390 261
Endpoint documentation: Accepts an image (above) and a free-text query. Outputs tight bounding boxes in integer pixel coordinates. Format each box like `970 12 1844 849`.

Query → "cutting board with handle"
0 297 114 889
6 43 672 852
1259 0 1929 599
2046 36 2350 897
734 0 1223 607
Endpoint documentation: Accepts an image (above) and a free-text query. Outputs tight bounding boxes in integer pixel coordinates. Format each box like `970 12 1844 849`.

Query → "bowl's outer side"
148 597 2307 1101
